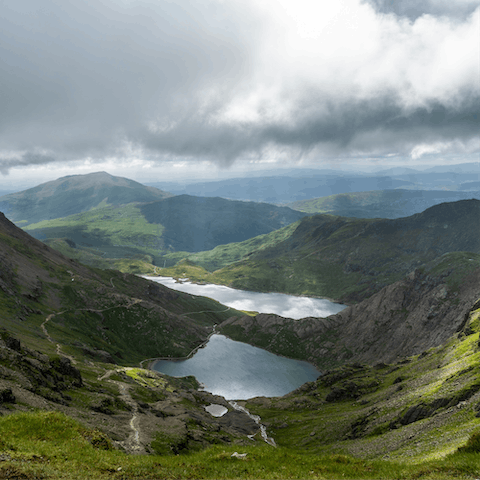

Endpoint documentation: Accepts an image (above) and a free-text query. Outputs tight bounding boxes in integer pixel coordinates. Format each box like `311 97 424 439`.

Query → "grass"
24 204 166 267
1 411 479 479
25 204 164 246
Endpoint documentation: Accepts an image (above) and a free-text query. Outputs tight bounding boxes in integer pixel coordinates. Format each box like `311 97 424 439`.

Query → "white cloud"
0 0 478 177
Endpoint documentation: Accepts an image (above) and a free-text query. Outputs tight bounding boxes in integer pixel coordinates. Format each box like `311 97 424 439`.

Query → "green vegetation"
158 201 480 303
1 411 480 479
240 302 480 467
22 194 306 270
25 203 165 261
168 221 301 272
0 171 171 225
4 189 480 478
288 189 478 219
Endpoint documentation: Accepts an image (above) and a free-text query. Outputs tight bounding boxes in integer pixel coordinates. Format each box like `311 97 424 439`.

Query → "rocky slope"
219 252 480 369
0 210 263 455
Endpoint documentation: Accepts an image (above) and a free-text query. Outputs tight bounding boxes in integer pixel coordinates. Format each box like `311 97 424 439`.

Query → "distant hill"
289 189 480 218
148 174 413 203
3 184 480 473
139 195 308 252
0 171 172 226
23 195 308 264
164 199 480 303
460 181 480 191
148 162 480 203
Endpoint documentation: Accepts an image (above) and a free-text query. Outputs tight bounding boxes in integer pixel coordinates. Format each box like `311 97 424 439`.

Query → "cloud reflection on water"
145 276 346 319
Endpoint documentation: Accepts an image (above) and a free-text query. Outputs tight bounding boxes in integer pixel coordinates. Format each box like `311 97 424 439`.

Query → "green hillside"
161 199 480 304
23 195 307 267
1 209 480 478
0 211 243 364
0 171 172 226
288 189 480 218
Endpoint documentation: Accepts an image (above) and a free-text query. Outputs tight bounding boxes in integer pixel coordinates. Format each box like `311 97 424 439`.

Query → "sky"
0 0 479 189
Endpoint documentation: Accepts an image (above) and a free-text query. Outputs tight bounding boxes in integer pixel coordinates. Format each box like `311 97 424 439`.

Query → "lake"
146 276 346 399
152 334 320 400
144 276 346 319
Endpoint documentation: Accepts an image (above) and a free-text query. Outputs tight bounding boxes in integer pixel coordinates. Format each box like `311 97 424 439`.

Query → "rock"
218 411 258 436
5 336 21 352
82 347 115 364
50 356 83 386
0 388 15 404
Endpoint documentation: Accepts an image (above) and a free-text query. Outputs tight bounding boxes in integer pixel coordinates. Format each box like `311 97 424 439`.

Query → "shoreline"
141 328 322 376
140 325 218 371
142 274 349 309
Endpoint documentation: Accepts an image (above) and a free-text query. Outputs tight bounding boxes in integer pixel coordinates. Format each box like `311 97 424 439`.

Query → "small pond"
152 334 320 400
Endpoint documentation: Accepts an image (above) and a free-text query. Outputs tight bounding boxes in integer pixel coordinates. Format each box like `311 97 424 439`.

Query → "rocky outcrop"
0 332 83 404
220 265 480 369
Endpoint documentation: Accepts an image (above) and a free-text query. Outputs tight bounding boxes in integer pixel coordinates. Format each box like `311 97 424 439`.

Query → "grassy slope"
288 189 479 218
1 303 479 479
246 299 480 464
158 200 480 304
23 197 306 270
0 212 244 365
24 203 166 262
1 416 479 480
0 171 172 226
2 217 480 478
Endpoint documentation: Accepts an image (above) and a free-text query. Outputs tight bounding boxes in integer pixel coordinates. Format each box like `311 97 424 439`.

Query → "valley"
1 169 480 479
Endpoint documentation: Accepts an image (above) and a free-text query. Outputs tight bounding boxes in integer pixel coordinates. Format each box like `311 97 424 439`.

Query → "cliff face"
324 266 480 365
219 258 480 369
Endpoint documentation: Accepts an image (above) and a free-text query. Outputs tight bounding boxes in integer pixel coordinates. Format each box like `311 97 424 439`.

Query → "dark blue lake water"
145 276 344 399
152 334 320 400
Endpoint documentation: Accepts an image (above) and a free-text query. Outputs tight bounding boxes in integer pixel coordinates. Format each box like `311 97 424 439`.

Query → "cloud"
363 0 479 21
0 0 478 174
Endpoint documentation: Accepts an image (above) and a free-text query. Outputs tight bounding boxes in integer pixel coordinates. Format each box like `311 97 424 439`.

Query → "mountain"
163 199 480 303
23 195 308 265
147 162 480 203
288 189 480 218
2 208 480 476
0 171 172 226
138 195 307 252
147 174 413 203
460 181 480 191
0 209 263 455
0 211 241 363
219 252 480 369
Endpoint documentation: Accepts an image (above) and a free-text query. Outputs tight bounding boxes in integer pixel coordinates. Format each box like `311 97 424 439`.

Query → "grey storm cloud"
139 95 480 161
363 0 480 21
0 0 479 172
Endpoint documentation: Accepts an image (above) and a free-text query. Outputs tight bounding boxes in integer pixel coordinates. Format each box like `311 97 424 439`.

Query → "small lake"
144 276 346 319
152 334 320 400
145 276 345 399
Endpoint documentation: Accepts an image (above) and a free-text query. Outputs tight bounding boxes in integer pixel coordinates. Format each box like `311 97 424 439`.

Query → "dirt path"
41 313 77 364
97 368 145 454
117 383 144 454
40 298 143 362
41 298 147 452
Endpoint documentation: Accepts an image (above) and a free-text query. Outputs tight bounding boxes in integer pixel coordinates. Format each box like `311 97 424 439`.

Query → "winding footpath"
97 368 145 454
40 299 145 454
40 313 77 365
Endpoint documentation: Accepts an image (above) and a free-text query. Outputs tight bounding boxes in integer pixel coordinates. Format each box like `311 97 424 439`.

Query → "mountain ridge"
1 206 480 476
0 171 172 225
165 199 480 303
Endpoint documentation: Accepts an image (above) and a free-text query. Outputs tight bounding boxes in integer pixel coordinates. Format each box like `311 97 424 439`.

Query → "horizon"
2 158 480 193
0 0 478 190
